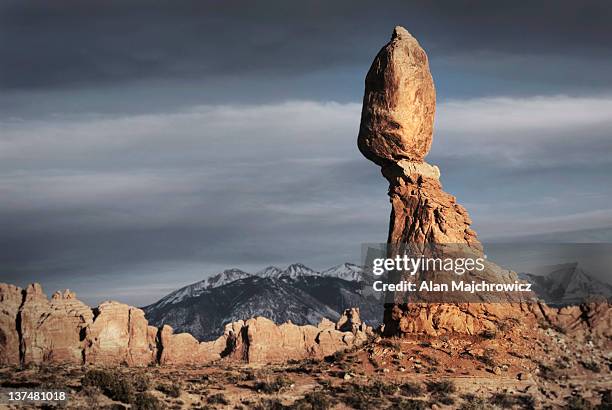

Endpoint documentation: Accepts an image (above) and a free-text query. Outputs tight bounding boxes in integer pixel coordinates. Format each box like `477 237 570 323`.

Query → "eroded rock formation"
358 26 436 165
83 301 157 366
20 284 93 365
357 26 611 338
0 283 372 366
0 284 22 365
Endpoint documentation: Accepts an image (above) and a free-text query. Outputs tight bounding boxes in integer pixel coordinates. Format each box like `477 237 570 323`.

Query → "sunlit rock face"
358 26 436 166
357 27 534 336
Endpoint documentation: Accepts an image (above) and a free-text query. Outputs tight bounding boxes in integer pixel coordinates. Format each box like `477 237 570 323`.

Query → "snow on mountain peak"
151 263 366 308
257 266 283 277
283 263 319 278
206 268 251 289
321 263 364 281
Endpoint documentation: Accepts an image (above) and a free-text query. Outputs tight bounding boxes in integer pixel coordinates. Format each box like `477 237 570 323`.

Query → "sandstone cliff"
0 283 372 367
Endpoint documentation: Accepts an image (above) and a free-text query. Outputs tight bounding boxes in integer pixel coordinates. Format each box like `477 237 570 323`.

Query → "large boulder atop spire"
358 26 436 166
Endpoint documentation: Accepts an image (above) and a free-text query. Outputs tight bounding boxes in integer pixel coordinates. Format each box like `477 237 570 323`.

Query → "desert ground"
1 321 609 409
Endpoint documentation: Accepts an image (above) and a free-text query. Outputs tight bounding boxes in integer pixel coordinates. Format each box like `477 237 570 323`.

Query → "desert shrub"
596 390 611 409
425 380 456 405
82 369 135 404
538 362 564 381
555 356 572 369
420 354 439 366
254 375 294 394
580 360 601 373
565 395 593 410
399 382 423 397
489 392 516 408
476 349 497 367
331 381 395 410
253 398 287 410
354 380 397 396
156 383 181 398
133 392 163 410
290 391 332 410
426 380 456 395
130 373 150 392
436 395 455 405
386 398 427 409
82 370 154 407
341 394 383 410
207 392 229 405
480 329 497 339
517 394 536 409
458 394 489 410
324 350 346 363
489 392 535 409
379 339 401 352
496 319 518 333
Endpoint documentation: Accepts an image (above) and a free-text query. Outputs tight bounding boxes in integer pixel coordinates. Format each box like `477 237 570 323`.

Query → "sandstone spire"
359 26 480 252
358 27 523 336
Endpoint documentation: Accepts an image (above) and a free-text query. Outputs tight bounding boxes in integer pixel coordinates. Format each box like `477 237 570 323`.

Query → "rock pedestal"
358 27 532 336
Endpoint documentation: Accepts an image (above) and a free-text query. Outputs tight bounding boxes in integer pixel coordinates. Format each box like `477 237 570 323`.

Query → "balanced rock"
357 27 532 336
358 26 436 166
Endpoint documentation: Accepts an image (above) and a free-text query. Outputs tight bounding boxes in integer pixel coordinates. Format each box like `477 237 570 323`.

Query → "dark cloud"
2 96 612 304
1 2 612 305
1 0 611 94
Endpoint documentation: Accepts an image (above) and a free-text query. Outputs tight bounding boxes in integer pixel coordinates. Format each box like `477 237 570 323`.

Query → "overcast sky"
1 1 611 305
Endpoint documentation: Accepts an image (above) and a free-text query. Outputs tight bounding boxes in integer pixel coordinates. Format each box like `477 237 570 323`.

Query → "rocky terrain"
0 283 372 368
143 263 382 341
1 311 610 409
0 25 610 409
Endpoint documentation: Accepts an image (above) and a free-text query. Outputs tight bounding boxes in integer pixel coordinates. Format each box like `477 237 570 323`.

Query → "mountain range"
519 262 612 306
143 263 382 341
143 261 611 341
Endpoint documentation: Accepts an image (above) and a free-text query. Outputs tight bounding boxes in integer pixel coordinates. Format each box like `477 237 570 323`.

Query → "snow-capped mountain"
519 263 612 306
322 263 366 282
282 263 320 279
157 263 364 309
143 263 382 341
257 266 284 278
152 268 251 308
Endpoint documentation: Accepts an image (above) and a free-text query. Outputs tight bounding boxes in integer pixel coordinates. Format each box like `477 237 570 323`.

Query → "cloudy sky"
2 1 611 305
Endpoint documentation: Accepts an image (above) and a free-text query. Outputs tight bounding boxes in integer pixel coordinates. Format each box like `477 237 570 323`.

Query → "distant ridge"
519 262 612 306
143 263 380 341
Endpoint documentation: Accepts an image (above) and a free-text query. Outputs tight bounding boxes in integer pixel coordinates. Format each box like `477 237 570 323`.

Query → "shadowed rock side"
356 26 612 337
0 283 372 366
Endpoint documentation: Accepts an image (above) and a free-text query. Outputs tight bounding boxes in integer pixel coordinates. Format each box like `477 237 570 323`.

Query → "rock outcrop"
0 283 372 366
529 302 612 342
20 284 93 365
358 26 436 165
83 301 157 366
357 27 612 338
0 284 22 365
